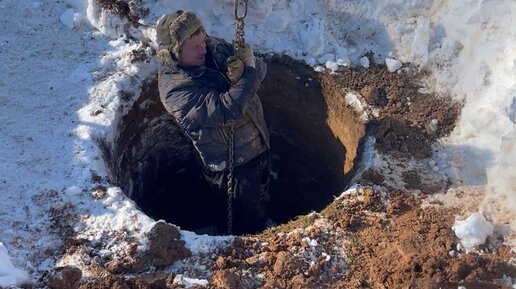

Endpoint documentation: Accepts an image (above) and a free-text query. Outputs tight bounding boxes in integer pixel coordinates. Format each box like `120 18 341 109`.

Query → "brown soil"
201 190 516 289
322 66 462 160
328 191 516 289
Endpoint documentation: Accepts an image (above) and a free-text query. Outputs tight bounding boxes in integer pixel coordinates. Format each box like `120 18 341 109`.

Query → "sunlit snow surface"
0 0 515 286
0 243 28 287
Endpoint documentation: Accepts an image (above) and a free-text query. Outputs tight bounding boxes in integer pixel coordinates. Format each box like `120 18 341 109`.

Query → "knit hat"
156 10 204 64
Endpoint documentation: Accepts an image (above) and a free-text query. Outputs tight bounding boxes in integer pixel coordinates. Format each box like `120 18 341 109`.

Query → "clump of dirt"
104 221 191 274
402 169 423 190
78 268 180 289
45 266 82 289
374 116 434 159
141 221 192 268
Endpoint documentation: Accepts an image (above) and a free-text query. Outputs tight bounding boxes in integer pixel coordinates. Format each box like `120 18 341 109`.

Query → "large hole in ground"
105 58 366 235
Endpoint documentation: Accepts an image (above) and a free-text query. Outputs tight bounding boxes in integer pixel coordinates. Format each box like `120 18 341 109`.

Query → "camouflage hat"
156 10 204 63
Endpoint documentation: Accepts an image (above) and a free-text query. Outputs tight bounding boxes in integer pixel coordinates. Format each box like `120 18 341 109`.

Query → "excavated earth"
37 55 516 289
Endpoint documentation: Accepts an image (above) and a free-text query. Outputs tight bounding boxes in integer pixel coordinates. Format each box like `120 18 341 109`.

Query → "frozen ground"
0 0 515 287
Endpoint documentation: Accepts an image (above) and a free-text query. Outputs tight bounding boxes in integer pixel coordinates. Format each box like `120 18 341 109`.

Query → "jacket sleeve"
220 65 262 121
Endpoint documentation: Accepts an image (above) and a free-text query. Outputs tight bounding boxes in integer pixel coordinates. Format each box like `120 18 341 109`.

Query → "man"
156 10 271 235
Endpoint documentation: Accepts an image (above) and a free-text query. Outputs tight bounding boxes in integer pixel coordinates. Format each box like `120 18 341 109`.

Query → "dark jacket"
158 36 270 171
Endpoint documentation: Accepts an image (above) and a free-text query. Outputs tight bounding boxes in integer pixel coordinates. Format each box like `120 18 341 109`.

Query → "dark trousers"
203 151 270 235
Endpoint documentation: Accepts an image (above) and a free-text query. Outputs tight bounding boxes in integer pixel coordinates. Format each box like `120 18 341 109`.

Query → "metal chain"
233 0 248 54
226 0 248 235
226 126 235 235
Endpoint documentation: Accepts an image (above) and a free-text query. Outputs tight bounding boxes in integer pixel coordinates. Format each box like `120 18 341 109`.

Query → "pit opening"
106 58 366 235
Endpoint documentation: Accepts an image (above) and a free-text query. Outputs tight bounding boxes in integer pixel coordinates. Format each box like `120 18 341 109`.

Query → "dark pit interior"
104 58 366 235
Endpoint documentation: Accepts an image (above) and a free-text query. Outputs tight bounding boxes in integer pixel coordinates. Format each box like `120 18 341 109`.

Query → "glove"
236 43 255 66
226 56 245 84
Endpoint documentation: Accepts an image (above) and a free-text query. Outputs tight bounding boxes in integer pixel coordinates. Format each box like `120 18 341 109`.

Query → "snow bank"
452 213 494 253
426 1 516 246
0 243 28 287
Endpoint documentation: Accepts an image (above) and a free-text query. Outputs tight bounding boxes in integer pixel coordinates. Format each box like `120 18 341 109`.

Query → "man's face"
179 30 207 67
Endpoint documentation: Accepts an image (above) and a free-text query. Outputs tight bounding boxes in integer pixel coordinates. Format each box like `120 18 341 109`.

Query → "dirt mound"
322 66 462 159
204 190 516 289
329 191 516 289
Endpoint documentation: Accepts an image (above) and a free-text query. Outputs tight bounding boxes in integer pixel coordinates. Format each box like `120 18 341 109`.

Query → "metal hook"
234 0 248 20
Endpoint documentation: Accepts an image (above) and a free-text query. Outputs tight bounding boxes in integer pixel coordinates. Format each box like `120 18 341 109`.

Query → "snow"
181 231 234 255
60 9 77 30
452 213 495 253
385 57 402 72
360 57 370 68
173 275 209 288
65 185 83 196
0 243 27 287
0 0 515 286
344 92 369 121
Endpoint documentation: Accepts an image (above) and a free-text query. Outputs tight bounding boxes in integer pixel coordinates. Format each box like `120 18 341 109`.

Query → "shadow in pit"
103 58 366 235
258 59 350 224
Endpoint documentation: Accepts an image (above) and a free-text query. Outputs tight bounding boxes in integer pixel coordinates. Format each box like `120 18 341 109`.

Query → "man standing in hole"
156 10 271 235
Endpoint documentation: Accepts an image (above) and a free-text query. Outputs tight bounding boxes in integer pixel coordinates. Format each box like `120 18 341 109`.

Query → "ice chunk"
385 58 402 72
337 57 350 67
60 9 76 29
360 56 370 68
452 213 494 252
325 61 339 72
65 185 82 196
173 275 209 288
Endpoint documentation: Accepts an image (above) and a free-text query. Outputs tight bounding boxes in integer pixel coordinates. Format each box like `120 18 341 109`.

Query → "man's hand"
226 56 245 84
236 43 256 68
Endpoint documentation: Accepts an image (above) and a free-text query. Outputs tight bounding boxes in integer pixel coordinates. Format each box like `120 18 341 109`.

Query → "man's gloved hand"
236 43 256 67
226 56 245 84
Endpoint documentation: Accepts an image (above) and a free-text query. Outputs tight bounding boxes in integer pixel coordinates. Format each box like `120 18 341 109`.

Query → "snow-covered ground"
0 0 514 286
